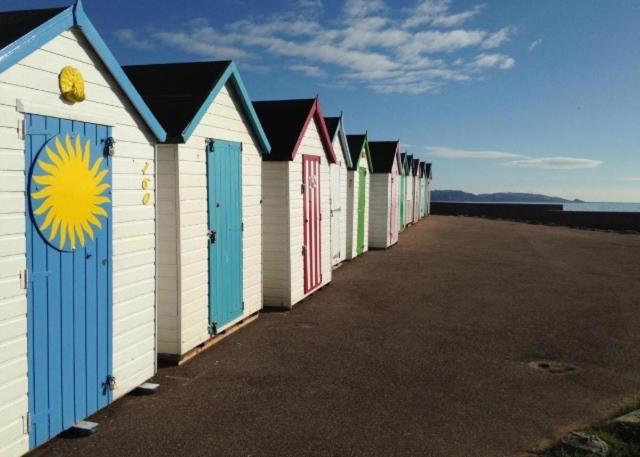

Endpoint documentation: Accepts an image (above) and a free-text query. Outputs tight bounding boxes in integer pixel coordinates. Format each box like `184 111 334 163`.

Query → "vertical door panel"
356 167 366 254
390 174 398 245
303 155 321 293
330 164 341 265
208 140 243 331
26 115 112 449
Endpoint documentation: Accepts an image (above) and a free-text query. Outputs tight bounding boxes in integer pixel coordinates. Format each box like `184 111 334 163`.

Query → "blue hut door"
25 114 113 449
207 139 243 333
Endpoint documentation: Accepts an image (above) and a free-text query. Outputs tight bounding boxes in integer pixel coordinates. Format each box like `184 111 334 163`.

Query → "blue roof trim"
73 1 166 141
335 115 354 169
0 1 167 142
181 62 271 154
0 6 74 73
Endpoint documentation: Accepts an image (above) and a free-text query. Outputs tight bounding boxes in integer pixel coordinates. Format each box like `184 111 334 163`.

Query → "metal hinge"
208 321 217 336
302 245 306 256
205 138 214 152
242 301 245 310
24 412 31 434
241 222 244 232
20 269 28 289
301 184 305 194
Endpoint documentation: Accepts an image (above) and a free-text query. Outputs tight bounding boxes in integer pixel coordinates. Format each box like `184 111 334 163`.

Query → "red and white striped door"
302 155 322 293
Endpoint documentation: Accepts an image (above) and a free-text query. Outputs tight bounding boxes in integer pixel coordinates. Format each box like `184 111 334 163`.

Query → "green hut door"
356 167 366 254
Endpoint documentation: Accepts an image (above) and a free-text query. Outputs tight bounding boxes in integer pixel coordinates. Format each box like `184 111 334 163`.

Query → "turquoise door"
25 114 113 449
207 139 243 333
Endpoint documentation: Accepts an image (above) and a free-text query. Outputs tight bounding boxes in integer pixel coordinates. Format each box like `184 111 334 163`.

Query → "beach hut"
425 163 433 215
412 158 421 223
368 141 402 248
345 134 372 259
123 61 270 360
398 153 408 232
0 3 167 455
403 154 415 227
419 162 427 219
253 98 336 308
324 115 352 268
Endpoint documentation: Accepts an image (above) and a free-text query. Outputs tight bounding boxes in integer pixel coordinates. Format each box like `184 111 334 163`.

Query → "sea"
563 202 640 213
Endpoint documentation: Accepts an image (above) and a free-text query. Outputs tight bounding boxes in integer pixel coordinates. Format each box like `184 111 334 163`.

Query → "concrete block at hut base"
561 432 609 456
70 421 99 436
614 409 640 424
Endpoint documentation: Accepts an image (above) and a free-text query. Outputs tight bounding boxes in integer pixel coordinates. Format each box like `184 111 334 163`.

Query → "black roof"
425 163 432 179
324 117 340 140
252 99 316 161
346 134 366 170
0 6 66 51
123 61 232 143
368 141 399 173
412 158 420 176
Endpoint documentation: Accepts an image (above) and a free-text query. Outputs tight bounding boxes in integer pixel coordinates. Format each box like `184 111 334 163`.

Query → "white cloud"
427 146 521 159
528 38 543 51
404 0 483 28
343 0 386 18
620 177 640 181
470 53 515 70
482 26 514 49
119 1 516 94
507 157 603 169
114 29 154 50
289 64 327 77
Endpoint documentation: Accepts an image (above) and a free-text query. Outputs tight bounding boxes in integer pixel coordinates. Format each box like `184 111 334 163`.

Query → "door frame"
302 154 322 293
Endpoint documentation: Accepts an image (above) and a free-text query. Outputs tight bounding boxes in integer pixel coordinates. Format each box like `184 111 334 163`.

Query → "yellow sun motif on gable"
31 134 110 251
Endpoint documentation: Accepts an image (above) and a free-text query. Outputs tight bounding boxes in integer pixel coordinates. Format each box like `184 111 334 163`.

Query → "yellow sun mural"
31 134 110 251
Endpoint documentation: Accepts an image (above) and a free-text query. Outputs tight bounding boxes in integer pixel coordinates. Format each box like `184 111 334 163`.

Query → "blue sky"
11 0 640 201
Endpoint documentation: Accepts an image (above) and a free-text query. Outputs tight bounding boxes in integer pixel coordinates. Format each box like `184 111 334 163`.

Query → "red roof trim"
291 98 337 163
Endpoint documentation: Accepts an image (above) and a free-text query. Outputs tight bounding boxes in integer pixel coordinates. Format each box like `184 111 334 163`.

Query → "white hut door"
330 163 342 265
303 155 322 293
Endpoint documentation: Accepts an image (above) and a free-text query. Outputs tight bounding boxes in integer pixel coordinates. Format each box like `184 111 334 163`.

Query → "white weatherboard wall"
329 135 348 267
346 150 370 260
262 118 331 308
0 29 157 457
156 84 263 356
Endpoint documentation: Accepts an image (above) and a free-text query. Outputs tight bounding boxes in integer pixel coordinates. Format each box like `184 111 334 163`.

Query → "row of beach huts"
0 3 432 456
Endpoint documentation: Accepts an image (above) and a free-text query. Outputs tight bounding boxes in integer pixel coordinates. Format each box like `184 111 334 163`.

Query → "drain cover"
528 360 577 374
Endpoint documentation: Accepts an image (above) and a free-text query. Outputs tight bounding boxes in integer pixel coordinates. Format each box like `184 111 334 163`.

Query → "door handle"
207 229 217 243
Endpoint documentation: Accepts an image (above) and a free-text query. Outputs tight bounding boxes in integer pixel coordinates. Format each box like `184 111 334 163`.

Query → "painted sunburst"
31 134 110 251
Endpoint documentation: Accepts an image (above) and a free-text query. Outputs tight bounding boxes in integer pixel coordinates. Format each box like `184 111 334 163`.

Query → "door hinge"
207 229 216 243
301 245 306 257
301 184 305 194
242 301 245 310
24 412 31 434
208 321 217 336
20 269 28 289
106 375 117 391
241 222 244 232
205 138 214 152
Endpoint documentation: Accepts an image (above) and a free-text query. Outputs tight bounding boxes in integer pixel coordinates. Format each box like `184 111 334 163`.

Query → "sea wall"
431 202 640 232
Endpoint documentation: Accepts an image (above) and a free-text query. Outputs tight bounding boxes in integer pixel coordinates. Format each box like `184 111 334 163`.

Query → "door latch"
207 229 216 243
208 321 217 336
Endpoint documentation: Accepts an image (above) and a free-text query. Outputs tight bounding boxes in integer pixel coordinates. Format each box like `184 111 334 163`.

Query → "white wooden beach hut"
324 115 352 268
404 154 415 227
411 158 421 223
425 163 433 215
345 134 373 259
253 98 336 308
124 61 270 361
418 161 427 219
0 3 168 455
368 141 402 249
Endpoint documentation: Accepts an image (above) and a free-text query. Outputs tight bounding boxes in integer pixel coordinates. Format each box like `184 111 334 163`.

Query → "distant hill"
432 190 584 203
